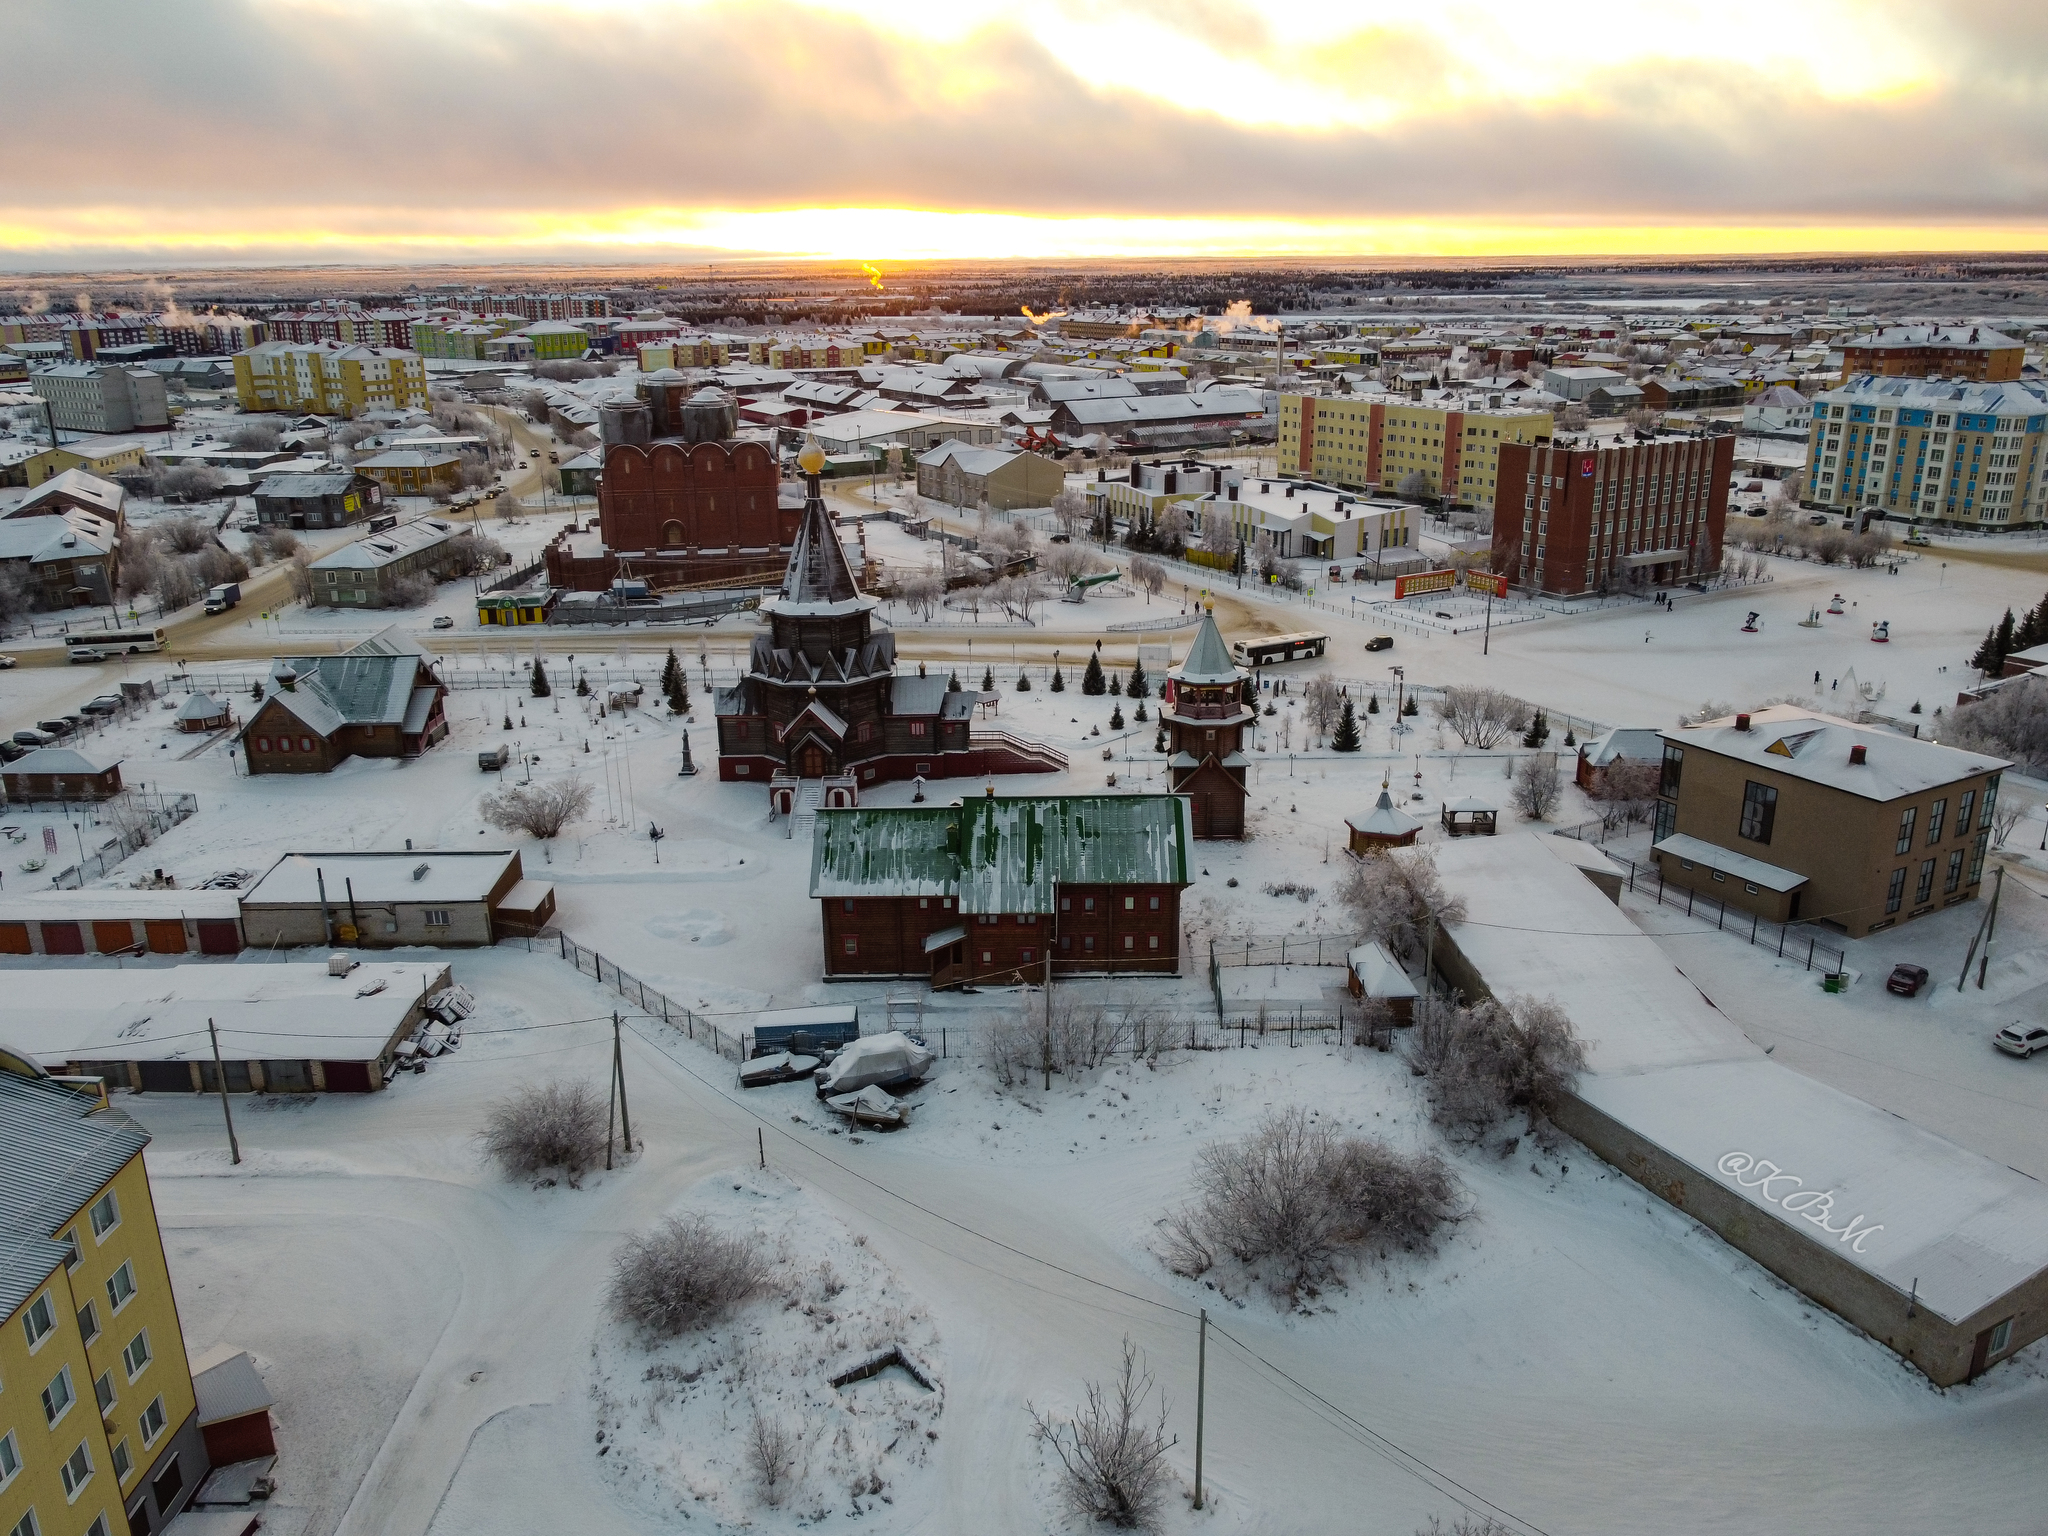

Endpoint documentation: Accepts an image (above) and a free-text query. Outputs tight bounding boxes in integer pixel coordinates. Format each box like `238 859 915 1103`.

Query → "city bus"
1232 632 1328 667
66 626 166 659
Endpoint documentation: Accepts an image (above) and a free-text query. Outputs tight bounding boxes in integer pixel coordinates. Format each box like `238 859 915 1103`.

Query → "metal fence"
1608 853 1848 973
43 792 201 889
556 931 743 1061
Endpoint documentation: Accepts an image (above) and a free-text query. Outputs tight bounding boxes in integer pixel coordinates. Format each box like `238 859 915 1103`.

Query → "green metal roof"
0 1071 148 1318
811 795 1191 913
1174 610 1241 685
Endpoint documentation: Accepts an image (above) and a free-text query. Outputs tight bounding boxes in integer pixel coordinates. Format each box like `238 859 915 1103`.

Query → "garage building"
239 849 553 948
0 889 243 955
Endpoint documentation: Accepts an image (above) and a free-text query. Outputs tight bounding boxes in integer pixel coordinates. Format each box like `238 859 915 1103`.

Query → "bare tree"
1127 553 1166 602
439 531 507 578
607 1215 767 1337
1335 846 1467 963
1588 758 1660 831
477 1080 607 1181
1042 543 1094 586
226 419 281 452
161 465 226 503
1992 797 2028 848
1413 995 1587 1147
157 516 214 555
1435 686 1529 749
898 571 944 620
1417 1515 1517 1536
1945 676 2048 777
480 778 594 841
1252 529 1281 580
1304 675 1344 741
986 573 1040 622
285 554 312 603
746 1407 799 1505
1199 506 1236 557
1511 755 1561 821
1028 1340 1175 1531
1677 699 1736 727
1050 485 1088 538
0 561 36 626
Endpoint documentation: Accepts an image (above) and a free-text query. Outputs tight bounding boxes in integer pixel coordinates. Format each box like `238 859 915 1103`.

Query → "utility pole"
206 1018 241 1165
1977 866 2004 989
612 1011 634 1153
1193 1308 1208 1510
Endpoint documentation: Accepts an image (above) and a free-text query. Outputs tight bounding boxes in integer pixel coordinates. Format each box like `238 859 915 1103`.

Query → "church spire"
764 437 872 616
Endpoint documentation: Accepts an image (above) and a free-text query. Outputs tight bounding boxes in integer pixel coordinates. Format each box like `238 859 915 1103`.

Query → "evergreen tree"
982 665 996 692
1127 659 1148 699
1153 725 1167 752
250 679 264 702
1331 699 1361 752
1050 665 1065 692
1082 652 1107 694
1017 671 1032 691
1241 677 1257 705
948 671 962 692
1366 693 1380 714
668 666 690 715
1522 708 1549 748
1402 694 1419 716
659 647 680 698
1110 702 1125 730
1563 727 1576 747
1973 608 2018 673
1108 670 1122 696
530 657 551 698
503 712 514 731
1134 700 1148 722
576 672 591 697
2019 593 2048 652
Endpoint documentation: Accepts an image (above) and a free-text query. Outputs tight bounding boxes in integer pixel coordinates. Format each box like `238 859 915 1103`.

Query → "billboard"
1392 567 1457 601
1462 569 1508 599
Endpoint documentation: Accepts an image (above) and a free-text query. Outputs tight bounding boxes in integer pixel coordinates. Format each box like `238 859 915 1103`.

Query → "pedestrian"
1814 670 1821 686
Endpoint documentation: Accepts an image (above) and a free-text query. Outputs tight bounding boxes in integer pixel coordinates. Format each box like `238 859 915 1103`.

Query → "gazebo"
176 692 232 734
1441 795 1498 837
1345 782 1423 854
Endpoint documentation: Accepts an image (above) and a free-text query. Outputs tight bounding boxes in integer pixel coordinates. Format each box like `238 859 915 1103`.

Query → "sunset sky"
9 0 2048 267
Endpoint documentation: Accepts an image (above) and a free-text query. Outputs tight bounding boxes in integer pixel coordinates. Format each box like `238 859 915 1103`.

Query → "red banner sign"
1462 570 1508 599
1393 568 1458 601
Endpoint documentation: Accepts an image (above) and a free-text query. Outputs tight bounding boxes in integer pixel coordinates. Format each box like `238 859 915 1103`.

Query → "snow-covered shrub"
478 1079 606 1181
1413 996 1587 1148
1510 754 1561 821
480 778 593 841
1160 1107 1465 1300
1029 1340 1174 1531
607 1215 767 1338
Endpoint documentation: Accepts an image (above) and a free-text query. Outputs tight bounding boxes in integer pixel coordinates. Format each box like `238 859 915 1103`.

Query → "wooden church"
1162 609 1252 838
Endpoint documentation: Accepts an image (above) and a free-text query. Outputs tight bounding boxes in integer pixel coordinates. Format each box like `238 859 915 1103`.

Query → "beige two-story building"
1650 706 2007 937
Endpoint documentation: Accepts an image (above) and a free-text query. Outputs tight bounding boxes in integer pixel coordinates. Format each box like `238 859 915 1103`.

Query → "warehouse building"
238 849 552 948
1433 832 2048 1387
7 960 449 1093
0 889 243 956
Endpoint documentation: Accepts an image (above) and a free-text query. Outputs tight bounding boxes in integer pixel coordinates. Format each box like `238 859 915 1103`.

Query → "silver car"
1994 1023 2048 1058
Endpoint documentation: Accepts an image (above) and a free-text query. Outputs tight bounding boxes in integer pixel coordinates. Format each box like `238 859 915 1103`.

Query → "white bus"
66 627 166 659
1233 632 1328 667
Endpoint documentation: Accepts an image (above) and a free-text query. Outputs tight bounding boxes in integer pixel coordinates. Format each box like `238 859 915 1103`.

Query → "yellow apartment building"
0 1061 204 1536
234 341 430 417
1278 391 1553 511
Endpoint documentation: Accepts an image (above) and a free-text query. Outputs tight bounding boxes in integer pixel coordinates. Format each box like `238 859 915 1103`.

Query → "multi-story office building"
0 1064 207 1536
1495 432 1733 597
233 341 429 416
29 364 169 434
1804 376 2048 528
1838 325 2023 383
1276 391 1553 511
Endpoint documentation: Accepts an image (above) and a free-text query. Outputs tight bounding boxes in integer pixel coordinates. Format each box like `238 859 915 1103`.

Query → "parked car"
516 460 528 469
79 695 123 717
432 615 456 630
1364 635 1394 652
1886 963 1930 997
0 654 15 669
35 719 75 740
0 741 25 762
68 647 108 664
11 730 52 748
1994 1022 2048 1058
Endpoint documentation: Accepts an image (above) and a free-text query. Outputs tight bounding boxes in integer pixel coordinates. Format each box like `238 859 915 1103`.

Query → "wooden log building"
810 793 1193 986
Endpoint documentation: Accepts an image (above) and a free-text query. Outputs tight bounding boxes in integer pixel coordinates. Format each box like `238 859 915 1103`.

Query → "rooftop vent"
412 861 430 881
1734 713 1750 731
1849 744 1867 766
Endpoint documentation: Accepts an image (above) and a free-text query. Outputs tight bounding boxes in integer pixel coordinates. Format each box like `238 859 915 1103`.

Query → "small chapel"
1162 608 1252 838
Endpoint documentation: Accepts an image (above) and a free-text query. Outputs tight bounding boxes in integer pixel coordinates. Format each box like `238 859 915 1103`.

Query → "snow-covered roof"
1347 941 1418 1000
309 518 459 571
759 476 873 619
1346 786 1423 838
0 511 117 564
243 851 518 908
16 467 123 518
1443 795 1497 814
0 1071 148 1320
1653 833 1807 893
916 440 1024 476
3 745 118 777
1172 611 1241 685
1667 706 2005 802
1580 727 1665 769
175 692 230 721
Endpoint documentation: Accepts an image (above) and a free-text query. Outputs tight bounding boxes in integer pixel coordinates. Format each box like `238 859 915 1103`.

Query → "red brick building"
1163 610 1250 838
1839 326 2022 383
238 629 448 774
810 794 1193 986
1495 432 1733 597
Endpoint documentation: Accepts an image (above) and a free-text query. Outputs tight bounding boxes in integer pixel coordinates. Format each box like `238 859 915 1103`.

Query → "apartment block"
1805 376 2048 528
1839 325 2023 383
1277 391 1553 510
233 340 429 416
1495 432 1732 597
0 1065 206 1536
29 365 169 434
1650 706 2006 937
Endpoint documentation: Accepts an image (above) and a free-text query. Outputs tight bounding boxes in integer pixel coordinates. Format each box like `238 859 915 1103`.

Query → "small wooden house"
1345 783 1422 854
3 746 121 802
1346 941 1419 1024
176 692 232 733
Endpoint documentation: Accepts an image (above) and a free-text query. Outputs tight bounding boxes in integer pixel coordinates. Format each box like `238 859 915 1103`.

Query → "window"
1020 948 1035 965
908 721 927 737
1652 799 1677 842
7 1512 35 1536
89 1191 119 1240
1059 897 1070 912
1957 789 1975 835
842 899 854 914
93 1371 115 1417
1988 1317 2014 1355
0 1429 18 1487
1659 744 1683 797
1149 896 1161 911
255 735 270 752
43 1365 75 1425
105 1263 135 1314
138 1396 165 1447
1971 830 1988 886
1981 775 2000 829
1916 859 1936 905
1083 936 1095 952
1885 868 1907 914
23 1291 54 1348
980 950 991 965
842 937 857 955
1946 848 1965 894
1895 807 1916 855
1149 936 1160 949
1084 897 1095 912
59 1230 80 1269
84 1516 107 1536
1124 896 1135 911
423 909 450 927
121 1330 150 1380
76 1300 99 1344
59 1443 91 1499
110 1438 131 1482
1738 781 1777 844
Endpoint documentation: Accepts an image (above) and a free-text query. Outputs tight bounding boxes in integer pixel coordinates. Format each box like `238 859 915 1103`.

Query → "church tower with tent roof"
714 439 1065 802
1163 606 1251 838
